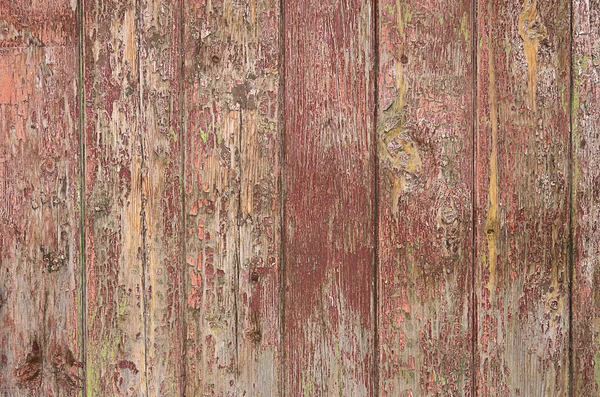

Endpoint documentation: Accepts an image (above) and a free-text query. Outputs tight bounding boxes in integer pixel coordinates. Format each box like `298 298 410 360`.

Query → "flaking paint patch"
393 0 407 114
379 121 422 216
379 1 422 216
518 0 546 111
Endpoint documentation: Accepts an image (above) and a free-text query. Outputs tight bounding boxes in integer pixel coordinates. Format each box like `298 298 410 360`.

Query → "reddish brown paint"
572 0 600 393
475 0 571 394
283 1 375 395
3 1 600 396
377 0 474 395
0 1 83 395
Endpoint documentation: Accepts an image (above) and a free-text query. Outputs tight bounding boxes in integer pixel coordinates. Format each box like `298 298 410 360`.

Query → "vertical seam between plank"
135 0 150 394
372 0 380 395
179 0 187 394
235 110 242 397
568 0 575 394
278 0 286 394
77 0 87 394
470 0 477 394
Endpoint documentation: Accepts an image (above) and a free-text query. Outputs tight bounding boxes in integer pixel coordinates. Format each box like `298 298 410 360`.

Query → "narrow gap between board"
470 0 478 394
567 0 575 394
278 0 286 394
77 0 87 394
178 0 187 395
372 0 380 395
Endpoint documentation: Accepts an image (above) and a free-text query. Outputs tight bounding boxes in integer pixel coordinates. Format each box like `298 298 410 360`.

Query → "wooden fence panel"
4 1 600 395
572 0 600 393
377 0 475 395
282 1 375 395
0 1 82 395
475 0 571 394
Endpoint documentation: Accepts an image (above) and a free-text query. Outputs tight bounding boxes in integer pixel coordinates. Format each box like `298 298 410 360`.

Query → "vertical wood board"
377 0 474 394
283 1 375 395
475 0 571 394
0 1 83 395
572 0 600 393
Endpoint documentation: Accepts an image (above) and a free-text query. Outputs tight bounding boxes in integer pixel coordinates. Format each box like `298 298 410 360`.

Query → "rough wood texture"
282 1 375 395
5 1 600 395
84 0 147 394
84 0 186 394
138 0 184 394
377 0 474 395
475 0 571 394
235 1 281 395
572 0 600 393
0 1 82 395
182 0 280 395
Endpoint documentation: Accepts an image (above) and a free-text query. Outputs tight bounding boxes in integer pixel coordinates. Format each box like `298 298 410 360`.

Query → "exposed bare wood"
377 0 474 394
83 0 147 394
138 0 184 394
236 1 281 395
475 0 571 394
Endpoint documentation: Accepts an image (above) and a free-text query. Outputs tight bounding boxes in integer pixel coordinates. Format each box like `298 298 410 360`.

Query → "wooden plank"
475 0 571 394
572 0 600 393
282 1 375 395
138 0 184 394
182 2 238 394
235 1 281 396
182 1 246 394
0 1 83 395
183 0 281 393
83 0 147 394
377 0 474 394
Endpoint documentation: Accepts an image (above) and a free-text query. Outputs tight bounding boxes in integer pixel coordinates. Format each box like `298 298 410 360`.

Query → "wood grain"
138 0 184 394
235 1 281 395
377 0 474 395
182 1 281 395
572 0 600 393
0 1 83 395
475 0 571 394
83 0 147 394
182 1 238 394
282 1 375 395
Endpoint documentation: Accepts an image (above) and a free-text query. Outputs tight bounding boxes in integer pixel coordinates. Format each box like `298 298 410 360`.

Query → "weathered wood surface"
283 1 375 395
85 0 185 395
377 0 474 394
3 0 600 395
475 0 571 394
572 0 600 393
0 1 82 395
138 0 184 394
182 0 280 395
84 0 147 394
235 1 281 395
